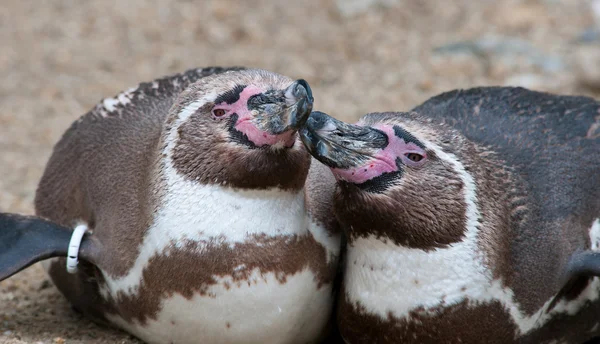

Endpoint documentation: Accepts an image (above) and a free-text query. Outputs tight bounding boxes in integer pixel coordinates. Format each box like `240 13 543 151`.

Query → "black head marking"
214 84 247 105
393 125 426 149
227 113 258 149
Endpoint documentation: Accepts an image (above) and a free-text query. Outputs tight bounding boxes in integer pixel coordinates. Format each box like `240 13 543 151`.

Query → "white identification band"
66 224 89 274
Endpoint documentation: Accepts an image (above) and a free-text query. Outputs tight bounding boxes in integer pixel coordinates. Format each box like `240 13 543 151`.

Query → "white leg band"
66 224 89 274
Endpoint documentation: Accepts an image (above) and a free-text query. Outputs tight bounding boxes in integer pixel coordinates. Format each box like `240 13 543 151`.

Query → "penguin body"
300 87 600 343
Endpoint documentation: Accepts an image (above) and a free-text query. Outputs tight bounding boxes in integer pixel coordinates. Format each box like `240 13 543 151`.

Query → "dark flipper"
566 251 600 280
548 250 600 312
0 212 82 281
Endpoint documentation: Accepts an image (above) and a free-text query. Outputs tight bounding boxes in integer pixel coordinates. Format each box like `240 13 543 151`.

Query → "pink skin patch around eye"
213 86 296 147
331 124 427 184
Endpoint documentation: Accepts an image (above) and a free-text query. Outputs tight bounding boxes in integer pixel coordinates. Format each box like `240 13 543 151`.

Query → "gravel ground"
1 1 599 343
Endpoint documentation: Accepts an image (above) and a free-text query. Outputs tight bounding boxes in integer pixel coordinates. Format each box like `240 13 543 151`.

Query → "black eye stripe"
214 84 247 105
393 125 425 149
226 113 258 149
395 156 404 168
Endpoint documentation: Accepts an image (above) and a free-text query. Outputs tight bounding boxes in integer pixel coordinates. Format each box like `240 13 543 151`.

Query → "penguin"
298 86 600 344
0 67 342 344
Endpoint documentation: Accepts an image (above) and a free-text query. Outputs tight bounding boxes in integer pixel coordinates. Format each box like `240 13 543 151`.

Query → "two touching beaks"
293 80 391 182
275 78 388 177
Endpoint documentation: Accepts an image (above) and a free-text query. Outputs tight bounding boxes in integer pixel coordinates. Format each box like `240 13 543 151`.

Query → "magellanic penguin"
0 67 342 344
299 87 600 344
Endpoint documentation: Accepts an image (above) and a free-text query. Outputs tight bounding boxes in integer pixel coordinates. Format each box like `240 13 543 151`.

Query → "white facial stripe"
344 121 600 336
172 96 215 127
425 141 481 242
162 95 216 161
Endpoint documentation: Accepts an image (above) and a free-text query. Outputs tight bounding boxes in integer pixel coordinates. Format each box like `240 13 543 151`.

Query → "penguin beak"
249 79 313 135
283 79 313 130
299 111 389 169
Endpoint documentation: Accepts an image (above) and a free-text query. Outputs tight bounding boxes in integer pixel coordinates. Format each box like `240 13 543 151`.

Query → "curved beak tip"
287 79 314 129
295 79 314 103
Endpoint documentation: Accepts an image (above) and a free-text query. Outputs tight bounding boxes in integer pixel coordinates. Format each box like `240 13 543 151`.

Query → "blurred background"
0 0 599 343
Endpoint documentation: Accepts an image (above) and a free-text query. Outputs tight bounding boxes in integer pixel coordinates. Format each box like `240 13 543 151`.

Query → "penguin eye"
405 153 423 162
213 109 226 117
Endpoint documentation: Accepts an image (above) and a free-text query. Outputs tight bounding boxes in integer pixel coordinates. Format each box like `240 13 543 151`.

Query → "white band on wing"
66 224 89 274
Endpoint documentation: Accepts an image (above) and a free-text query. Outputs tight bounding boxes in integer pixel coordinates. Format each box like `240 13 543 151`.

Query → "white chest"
344 235 490 320
345 219 600 336
100 183 335 344
105 180 309 292
109 267 332 344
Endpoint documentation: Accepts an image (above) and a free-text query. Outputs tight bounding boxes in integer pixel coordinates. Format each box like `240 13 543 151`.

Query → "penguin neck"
342 143 515 275
340 147 518 322
145 115 311 240
148 151 309 241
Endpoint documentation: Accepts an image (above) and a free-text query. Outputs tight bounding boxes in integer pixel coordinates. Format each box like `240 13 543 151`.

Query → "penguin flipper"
565 250 600 280
0 212 74 281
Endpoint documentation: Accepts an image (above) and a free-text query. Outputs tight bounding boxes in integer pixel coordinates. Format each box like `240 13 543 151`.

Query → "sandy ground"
1 0 599 343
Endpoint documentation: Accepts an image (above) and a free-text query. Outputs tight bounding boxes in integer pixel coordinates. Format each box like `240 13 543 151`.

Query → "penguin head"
164 69 313 190
300 111 472 249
